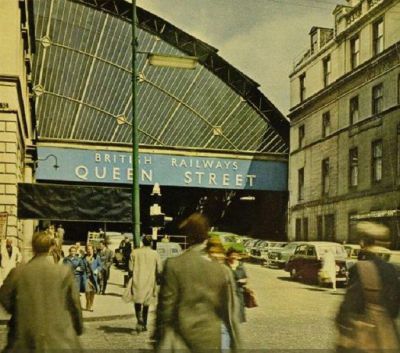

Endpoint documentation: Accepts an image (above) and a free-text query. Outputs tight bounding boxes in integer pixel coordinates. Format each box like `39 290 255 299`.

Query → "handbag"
243 286 258 308
122 277 134 303
336 261 400 353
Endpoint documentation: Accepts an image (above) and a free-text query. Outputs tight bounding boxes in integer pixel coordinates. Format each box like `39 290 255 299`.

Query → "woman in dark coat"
226 248 247 323
82 244 102 311
63 246 85 292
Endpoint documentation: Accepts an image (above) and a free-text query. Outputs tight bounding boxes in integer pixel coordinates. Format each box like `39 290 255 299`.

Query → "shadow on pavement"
304 287 327 292
103 292 121 297
107 282 125 288
97 325 134 334
276 276 293 282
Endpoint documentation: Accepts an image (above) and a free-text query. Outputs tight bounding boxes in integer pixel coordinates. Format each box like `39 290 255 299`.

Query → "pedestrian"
226 247 247 323
128 235 162 333
122 237 132 271
321 248 337 292
63 246 85 293
98 240 113 295
0 238 22 286
206 236 226 264
336 222 400 353
75 242 86 257
82 244 102 311
155 213 240 352
56 224 65 246
0 231 83 352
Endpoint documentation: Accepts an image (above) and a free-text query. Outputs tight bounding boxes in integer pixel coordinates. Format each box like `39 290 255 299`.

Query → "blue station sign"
36 147 287 191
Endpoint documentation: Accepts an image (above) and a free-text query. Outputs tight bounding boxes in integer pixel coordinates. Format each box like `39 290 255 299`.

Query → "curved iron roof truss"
32 0 289 154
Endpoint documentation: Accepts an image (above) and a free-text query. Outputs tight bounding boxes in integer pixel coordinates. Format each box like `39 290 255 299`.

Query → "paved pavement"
0 263 349 351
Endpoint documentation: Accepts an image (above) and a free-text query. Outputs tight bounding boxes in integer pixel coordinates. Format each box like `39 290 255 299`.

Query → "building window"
295 218 302 241
322 112 330 138
372 84 383 115
298 124 305 148
349 147 358 188
303 218 309 241
324 214 336 241
298 168 304 201
349 95 359 125
323 56 331 87
299 73 306 102
322 158 330 195
372 140 383 183
348 212 357 243
397 124 400 178
317 215 323 241
373 19 384 56
311 32 318 54
398 74 400 104
350 35 360 69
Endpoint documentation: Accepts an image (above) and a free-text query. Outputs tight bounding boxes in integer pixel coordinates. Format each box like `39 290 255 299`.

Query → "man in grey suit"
155 213 240 353
98 240 114 295
0 231 83 353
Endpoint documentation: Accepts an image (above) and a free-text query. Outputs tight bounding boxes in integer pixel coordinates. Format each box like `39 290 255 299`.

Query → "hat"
356 221 390 241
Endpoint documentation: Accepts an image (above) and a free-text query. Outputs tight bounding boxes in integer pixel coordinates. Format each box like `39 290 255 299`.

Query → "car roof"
300 241 344 246
209 231 240 237
344 244 361 249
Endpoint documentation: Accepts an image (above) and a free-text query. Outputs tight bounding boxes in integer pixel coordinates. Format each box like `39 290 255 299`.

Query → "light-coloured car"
265 241 306 268
156 242 183 262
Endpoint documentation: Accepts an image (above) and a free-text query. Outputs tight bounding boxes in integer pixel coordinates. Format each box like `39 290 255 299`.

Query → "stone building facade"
288 0 400 247
0 0 36 259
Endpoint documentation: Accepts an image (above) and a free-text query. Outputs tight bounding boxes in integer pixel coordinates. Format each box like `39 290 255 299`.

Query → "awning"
18 183 132 222
350 210 400 221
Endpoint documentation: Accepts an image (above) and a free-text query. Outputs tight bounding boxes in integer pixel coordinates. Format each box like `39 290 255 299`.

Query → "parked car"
250 241 287 263
209 231 246 253
343 244 361 269
156 242 182 262
260 242 288 264
344 244 392 269
285 242 348 286
265 241 306 268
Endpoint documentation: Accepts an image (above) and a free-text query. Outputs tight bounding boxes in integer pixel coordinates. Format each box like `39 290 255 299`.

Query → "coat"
0 254 83 353
0 245 21 285
155 244 241 352
63 255 85 292
129 246 162 305
229 262 247 323
336 251 400 340
82 254 102 293
99 248 113 269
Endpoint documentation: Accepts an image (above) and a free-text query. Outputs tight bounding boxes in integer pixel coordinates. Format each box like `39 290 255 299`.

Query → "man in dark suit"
336 222 400 352
98 240 113 295
0 231 83 352
155 213 240 353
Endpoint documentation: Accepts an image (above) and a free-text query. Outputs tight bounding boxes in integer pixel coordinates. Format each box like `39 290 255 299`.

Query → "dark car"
285 242 348 285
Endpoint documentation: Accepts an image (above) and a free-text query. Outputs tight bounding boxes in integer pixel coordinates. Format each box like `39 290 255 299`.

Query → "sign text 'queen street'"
36 147 287 191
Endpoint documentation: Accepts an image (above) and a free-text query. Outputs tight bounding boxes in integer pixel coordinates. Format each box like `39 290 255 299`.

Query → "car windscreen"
318 245 347 257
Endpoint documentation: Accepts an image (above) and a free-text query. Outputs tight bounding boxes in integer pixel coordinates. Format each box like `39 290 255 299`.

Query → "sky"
136 0 346 115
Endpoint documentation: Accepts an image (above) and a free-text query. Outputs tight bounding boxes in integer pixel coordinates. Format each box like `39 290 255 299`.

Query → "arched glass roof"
32 0 289 154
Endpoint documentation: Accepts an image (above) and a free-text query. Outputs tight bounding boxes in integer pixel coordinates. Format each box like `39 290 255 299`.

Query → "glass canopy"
32 0 289 154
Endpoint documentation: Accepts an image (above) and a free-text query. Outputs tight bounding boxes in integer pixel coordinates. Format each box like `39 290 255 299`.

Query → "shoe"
136 323 144 333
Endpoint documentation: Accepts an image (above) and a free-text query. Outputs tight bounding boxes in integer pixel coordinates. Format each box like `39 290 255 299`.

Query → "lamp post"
131 0 140 248
130 0 198 248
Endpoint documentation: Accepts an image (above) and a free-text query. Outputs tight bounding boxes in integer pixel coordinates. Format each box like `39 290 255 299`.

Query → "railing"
167 235 189 250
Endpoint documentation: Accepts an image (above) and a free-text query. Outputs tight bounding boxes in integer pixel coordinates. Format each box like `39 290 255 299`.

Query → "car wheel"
290 268 297 280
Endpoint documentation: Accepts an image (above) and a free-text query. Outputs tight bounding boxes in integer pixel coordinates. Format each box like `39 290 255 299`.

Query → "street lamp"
131 0 197 248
